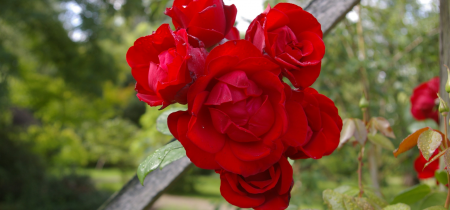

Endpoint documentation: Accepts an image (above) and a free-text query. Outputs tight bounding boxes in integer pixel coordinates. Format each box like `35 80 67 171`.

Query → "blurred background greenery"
0 0 442 209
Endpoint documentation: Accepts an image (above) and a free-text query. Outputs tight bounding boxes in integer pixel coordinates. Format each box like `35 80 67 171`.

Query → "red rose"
283 87 342 159
245 3 324 88
410 77 440 124
165 0 237 48
217 157 293 210
168 40 287 176
414 149 440 179
126 24 207 108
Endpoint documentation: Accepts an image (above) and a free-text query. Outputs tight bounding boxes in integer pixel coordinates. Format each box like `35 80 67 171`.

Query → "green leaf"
419 192 447 210
288 158 295 166
423 206 447 210
343 196 374 210
382 203 410 210
418 129 443 160
334 185 359 197
372 117 396 138
435 170 449 185
340 119 356 148
323 189 346 210
367 133 395 151
156 108 185 135
137 140 186 185
390 184 431 205
354 119 368 145
424 149 448 169
365 190 388 208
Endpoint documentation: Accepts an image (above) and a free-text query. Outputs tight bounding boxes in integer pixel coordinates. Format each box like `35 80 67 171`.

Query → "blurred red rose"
245 3 324 88
410 77 439 124
414 149 440 179
217 157 293 210
168 40 287 177
165 0 237 48
126 24 207 109
283 87 342 159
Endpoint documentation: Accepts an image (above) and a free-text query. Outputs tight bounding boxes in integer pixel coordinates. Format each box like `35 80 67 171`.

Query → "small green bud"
359 94 369 109
446 65 450 93
437 93 449 114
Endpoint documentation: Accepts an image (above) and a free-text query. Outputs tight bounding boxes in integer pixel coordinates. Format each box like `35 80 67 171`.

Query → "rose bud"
245 3 324 88
410 77 439 124
126 24 207 109
165 0 237 48
283 86 343 159
168 40 287 176
217 157 293 210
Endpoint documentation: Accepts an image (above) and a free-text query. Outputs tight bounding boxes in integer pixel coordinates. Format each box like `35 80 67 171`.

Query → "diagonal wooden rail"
98 0 360 209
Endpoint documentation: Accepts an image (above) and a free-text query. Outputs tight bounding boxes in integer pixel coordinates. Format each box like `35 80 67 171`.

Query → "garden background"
0 0 442 209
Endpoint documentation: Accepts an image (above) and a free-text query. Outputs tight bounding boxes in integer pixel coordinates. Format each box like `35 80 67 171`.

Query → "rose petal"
247 96 276 137
220 174 265 208
187 108 226 154
217 71 249 88
177 112 221 169
230 141 271 161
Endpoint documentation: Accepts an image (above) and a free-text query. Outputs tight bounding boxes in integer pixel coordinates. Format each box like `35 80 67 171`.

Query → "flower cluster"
410 77 440 180
126 1 342 209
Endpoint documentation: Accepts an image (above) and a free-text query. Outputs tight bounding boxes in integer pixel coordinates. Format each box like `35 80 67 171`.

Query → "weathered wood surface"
98 0 360 209
305 0 360 35
98 157 192 210
439 0 450 127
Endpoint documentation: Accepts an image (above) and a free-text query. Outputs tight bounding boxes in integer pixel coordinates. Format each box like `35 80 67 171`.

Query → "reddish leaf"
393 127 429 157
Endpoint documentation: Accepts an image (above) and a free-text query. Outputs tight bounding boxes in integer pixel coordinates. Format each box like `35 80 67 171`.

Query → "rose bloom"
410 77 439 124
283 87 342 159
126 24 207 109
217 157 293 210
414 149 440 179
165 0 237 48
168 40 287 177
245 3 324 88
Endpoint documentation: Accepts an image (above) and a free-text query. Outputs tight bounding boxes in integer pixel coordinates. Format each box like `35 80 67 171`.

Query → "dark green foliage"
0 126 110 210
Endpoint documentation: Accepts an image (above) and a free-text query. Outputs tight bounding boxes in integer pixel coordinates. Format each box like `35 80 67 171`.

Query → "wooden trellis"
98 0 360 209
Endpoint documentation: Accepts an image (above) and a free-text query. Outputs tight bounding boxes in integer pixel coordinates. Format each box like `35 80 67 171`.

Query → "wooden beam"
305 0 360 35
98 157 192 210
439 0 450 130
98 0 361 209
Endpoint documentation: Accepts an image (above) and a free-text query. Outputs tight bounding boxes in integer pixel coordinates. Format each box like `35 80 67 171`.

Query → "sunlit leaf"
418 129 443 160
137 140 186 185
382 203 410 210
323 189 346 210
340 119 356 148
365 190 388 208
343 196 374 210
435 171 448 185
372 117 396 138
424 149 448 170
420 192 447 210
353 119 367 145
390 184 431 205
334 186 359 197
367 133 395 151
393 127 429 157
